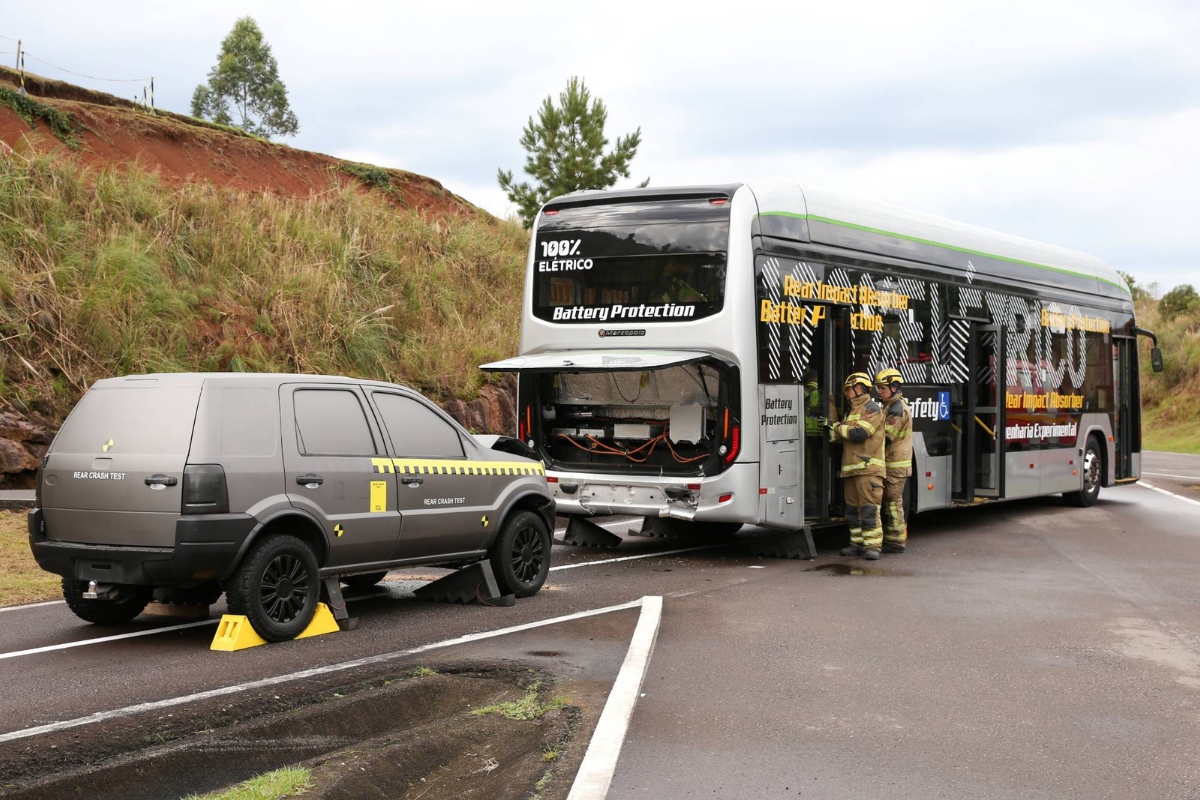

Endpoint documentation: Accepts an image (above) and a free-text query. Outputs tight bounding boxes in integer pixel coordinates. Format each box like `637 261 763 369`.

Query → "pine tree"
191 17 299 139
498 77 646 227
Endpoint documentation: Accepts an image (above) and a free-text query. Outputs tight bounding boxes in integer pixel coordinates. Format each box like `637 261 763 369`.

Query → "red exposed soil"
0 67 476 218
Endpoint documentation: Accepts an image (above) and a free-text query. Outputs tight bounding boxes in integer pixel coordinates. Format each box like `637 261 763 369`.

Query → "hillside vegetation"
0 151 528 420
1137 296 1200 454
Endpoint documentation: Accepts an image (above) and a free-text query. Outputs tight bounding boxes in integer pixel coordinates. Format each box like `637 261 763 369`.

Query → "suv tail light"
36 455 47 507
182 464 229 514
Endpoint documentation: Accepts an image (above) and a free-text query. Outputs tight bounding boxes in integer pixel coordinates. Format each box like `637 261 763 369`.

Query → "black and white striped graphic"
789 261 819 379
762 258 783 380
948 319 970 382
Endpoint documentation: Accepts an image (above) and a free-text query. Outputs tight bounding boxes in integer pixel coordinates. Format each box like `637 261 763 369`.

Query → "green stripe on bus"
757 212 1129 294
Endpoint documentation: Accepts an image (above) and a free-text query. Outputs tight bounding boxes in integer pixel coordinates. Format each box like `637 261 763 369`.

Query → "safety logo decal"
102 438 114 452
334 523 345 538
481 515 489 528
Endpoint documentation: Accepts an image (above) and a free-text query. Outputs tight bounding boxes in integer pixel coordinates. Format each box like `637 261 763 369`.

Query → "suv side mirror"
1151 347 1164 373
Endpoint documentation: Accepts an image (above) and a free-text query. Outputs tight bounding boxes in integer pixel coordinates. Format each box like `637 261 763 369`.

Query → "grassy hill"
0 151 527 419
0 70 529 437
1136 297 1200 454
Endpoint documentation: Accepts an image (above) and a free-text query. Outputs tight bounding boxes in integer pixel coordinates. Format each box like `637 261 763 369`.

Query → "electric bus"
483 182 1162 539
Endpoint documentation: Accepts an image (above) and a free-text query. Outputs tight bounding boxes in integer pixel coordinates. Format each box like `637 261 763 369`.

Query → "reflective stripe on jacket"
884 395 914 477
831 396 886 479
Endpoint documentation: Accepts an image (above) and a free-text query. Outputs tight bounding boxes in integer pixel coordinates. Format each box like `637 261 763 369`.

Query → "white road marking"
549 542 737 571
1142 471 1200 481
0 599 64 613
0 619 217 661
0 538 709 656
567 595 662 800
0 519 637 615
0 597 647 744
0 586 421 660
1138 481 1200 509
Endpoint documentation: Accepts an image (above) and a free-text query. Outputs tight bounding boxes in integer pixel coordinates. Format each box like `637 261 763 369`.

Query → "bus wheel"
1064 437 1102 508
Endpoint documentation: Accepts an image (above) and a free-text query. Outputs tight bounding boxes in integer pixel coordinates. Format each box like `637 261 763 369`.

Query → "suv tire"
489 510 551 598
226 534 320 642
62 579 152 625
340 571 389 589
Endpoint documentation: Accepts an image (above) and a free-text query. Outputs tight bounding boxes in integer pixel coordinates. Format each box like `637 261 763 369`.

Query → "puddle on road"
806 563 911 577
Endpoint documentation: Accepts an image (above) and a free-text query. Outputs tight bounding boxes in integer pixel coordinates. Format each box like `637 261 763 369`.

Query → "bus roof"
543 182 1130 302
762 181 1128 300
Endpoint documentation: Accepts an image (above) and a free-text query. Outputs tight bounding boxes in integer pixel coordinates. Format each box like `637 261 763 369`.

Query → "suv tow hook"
83 581 116 601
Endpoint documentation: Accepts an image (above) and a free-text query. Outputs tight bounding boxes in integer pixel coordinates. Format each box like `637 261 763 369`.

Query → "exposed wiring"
611 371 643 404
555 426 709 464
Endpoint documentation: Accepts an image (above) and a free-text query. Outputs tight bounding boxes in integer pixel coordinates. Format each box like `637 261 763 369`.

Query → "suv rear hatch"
40 377 203 547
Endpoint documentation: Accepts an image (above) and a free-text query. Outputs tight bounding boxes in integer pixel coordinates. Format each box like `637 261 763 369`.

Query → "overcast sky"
4 1 1197 290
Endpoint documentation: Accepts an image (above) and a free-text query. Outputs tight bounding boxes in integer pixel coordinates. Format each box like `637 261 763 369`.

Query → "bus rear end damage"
486 352 757 531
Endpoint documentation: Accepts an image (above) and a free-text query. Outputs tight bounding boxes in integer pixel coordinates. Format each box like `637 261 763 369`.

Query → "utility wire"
21 52 149 83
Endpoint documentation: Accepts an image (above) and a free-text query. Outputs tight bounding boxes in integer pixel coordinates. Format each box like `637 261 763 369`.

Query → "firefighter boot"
882 542 906 554
863 548 882 560
840 544 864 557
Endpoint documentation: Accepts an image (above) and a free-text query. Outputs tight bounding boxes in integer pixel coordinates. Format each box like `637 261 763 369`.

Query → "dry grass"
0 510 59 606
0 152 529 420
1136 298 1200 455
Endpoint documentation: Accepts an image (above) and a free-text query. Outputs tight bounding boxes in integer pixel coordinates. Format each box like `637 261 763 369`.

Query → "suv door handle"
296 474 324 487
145 474 178 489
401 477 424 487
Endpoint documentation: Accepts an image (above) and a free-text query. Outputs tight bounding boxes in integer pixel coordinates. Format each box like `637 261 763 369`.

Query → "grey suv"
28 374 554 641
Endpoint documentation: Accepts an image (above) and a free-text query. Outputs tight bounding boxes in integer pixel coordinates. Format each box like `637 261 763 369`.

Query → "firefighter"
819 372 887 560
875 368 913 554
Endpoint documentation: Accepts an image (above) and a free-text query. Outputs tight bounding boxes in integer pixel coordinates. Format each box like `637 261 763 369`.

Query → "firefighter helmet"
843 372 873 391
874 368 903 388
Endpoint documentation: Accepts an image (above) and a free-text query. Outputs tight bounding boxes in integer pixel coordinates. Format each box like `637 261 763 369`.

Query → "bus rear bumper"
548 463 760 522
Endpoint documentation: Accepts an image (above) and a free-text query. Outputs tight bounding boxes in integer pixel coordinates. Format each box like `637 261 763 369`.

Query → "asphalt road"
2 452 1199 798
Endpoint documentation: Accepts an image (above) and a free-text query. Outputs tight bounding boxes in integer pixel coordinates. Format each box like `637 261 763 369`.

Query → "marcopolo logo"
598 328 646 338
910 391 951 422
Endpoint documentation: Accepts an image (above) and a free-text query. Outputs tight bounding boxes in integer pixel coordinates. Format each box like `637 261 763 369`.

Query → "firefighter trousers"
882 473 909 546
843 474 884 550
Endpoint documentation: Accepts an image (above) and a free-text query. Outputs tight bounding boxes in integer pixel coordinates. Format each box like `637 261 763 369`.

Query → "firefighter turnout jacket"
884 395 913 477
831 394 886 478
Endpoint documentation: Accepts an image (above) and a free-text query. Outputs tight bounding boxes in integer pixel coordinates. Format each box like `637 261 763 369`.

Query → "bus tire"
691 522 743 537
1064 436 1103 508
341 571 389 589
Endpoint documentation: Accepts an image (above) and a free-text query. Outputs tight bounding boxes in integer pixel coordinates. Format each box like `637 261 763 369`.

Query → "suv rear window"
54 385 202 455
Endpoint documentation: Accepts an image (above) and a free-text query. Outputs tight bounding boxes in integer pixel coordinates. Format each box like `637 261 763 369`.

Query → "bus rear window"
532 198 730 325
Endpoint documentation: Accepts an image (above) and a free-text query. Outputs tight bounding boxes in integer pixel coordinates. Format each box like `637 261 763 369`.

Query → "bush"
1159 284 1199 322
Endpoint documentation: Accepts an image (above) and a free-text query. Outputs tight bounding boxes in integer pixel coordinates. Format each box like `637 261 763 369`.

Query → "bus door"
951 323 1006 500
1113 336 1136 479
817 306 852 519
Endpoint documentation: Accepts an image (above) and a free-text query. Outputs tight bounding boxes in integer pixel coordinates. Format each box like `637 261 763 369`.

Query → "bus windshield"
533 198 730 324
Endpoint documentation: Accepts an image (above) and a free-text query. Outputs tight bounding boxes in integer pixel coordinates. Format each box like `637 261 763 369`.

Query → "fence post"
150 77 155 113
18 51 25 96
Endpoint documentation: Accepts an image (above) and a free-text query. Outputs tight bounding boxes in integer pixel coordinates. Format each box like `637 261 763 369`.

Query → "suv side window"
294 389 377 456
373 393 465 458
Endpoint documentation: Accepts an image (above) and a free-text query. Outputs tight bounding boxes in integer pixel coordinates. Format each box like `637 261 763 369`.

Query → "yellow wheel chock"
210 602 341 652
